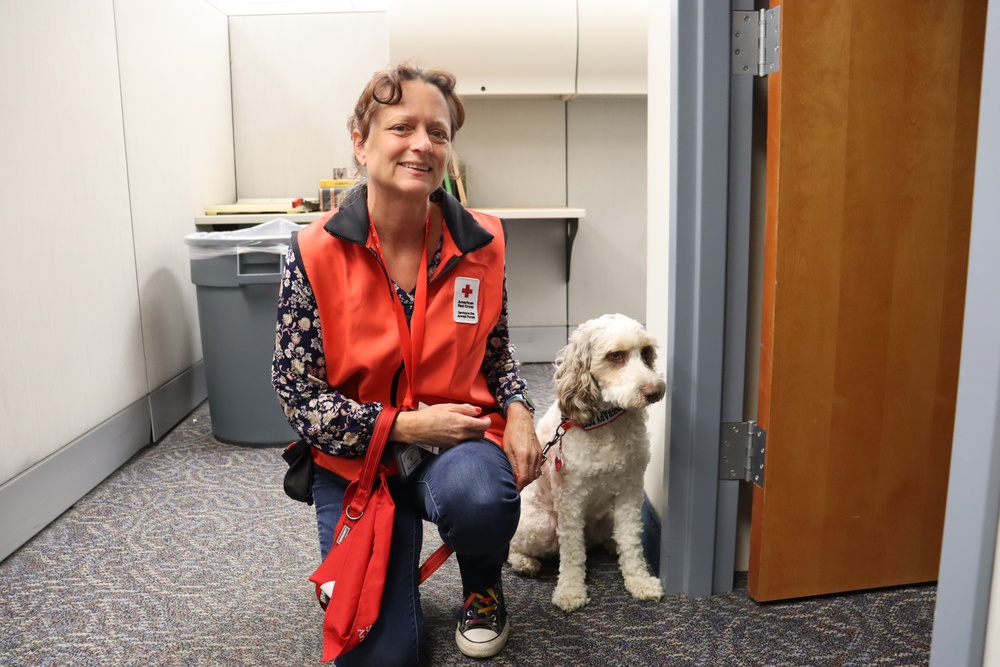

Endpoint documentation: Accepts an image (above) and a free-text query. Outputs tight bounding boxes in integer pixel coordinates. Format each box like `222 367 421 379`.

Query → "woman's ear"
352 129 367 167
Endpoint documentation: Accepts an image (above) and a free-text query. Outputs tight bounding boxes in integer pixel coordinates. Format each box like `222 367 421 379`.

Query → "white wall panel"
985 513 1000 665
567 98 648 326
0 0 145 482
229 12 389 199
454 99 568 328
644 1 672 516
115 0 235 390
577 0 648 96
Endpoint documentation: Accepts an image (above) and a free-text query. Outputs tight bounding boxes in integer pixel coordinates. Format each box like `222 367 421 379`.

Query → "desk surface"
194 206 585 227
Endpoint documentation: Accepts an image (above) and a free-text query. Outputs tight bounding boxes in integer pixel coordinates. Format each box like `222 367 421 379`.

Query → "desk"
195 206 585 282
194 207 585 361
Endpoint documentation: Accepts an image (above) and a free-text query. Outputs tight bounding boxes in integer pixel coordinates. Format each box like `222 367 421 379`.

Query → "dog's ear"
555 324 601 424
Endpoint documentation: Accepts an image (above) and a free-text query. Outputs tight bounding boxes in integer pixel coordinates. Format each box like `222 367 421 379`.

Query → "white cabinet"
388 0 647 98
389 0 577 97
577 0 648 96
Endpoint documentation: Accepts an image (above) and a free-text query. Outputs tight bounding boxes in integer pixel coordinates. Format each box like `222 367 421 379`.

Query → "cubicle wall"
0 0 234 561
117 0 236 396
228 12 389 200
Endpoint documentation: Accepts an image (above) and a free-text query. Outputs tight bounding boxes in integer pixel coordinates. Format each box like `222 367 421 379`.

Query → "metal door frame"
930 3 1000 664
660 0 750 597
663 2 1000 664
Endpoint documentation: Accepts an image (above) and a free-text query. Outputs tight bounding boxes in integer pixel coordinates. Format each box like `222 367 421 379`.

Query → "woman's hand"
503 402 543 492
389 403 490 449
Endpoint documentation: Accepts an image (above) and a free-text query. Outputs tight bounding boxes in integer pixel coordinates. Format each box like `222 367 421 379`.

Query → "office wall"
567 98 648 325
0 0 233 559
116 0 235 390
455 98 569 331
0 0 144 484
458 97 648 340
987 511 1000 665
644 0 671 516
228 12 389 199
935 1 1000 662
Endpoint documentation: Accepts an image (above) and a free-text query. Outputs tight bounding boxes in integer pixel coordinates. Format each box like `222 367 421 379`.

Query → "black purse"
281 439 315 505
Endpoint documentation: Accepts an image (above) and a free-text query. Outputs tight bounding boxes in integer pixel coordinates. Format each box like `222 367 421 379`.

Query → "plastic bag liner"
184 218 305 260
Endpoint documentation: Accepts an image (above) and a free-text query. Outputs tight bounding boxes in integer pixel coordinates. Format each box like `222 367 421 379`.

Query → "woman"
272 62 542 665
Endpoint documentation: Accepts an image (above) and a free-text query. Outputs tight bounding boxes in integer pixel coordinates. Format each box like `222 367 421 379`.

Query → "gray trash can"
185 219 302 447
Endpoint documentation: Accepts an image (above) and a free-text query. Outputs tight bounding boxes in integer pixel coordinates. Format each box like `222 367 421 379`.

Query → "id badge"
395 443 429 480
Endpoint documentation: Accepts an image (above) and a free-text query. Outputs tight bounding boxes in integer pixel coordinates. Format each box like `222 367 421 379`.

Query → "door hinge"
732 7 781 77
720 421 766 487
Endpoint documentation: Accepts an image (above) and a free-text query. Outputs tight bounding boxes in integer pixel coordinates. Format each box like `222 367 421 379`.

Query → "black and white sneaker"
455 580 510 658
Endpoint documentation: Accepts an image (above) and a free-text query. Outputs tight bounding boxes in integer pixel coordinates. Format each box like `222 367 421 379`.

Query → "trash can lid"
184 218 305 247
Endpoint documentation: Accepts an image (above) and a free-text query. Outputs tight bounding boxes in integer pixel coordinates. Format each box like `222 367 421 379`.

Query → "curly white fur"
509 313 666 612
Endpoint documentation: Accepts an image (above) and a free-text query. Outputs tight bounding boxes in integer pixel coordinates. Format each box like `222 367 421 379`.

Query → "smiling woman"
271 62 544 665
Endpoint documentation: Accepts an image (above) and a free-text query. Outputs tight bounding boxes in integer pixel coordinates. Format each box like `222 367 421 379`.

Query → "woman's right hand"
388 403 491 450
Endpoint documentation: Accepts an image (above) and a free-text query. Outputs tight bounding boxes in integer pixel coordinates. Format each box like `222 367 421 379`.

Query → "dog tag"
556 457 563 472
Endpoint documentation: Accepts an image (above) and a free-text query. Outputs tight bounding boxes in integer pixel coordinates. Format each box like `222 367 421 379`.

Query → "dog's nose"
643 384 665 404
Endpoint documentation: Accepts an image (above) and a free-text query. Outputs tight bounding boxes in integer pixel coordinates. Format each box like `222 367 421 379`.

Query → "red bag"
308 407 455 662
309 407 399 662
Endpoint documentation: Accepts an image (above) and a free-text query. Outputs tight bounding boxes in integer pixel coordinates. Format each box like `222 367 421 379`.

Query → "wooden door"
748 0 987 602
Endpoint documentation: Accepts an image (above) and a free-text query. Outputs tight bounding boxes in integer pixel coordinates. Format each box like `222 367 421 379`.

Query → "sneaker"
455 580 510 658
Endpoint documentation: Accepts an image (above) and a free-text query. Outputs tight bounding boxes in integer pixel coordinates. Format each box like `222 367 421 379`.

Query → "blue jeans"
313 439 520 667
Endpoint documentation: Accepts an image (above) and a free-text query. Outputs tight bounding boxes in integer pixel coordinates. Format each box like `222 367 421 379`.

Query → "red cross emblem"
461 284 473 298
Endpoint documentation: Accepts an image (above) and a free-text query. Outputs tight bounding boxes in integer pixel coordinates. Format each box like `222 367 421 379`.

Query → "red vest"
296 191 508 480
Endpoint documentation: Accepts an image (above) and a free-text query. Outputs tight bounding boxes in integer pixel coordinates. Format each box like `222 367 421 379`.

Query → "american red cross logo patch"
453 277 480 324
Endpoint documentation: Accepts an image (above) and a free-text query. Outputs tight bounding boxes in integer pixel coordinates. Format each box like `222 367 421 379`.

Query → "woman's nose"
412 128 433 152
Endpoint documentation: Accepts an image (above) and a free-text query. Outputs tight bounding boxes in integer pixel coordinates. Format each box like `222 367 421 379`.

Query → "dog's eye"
641 346 655 366
607 351 625 363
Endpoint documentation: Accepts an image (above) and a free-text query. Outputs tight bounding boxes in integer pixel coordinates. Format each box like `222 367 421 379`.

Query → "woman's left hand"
504 403 543 492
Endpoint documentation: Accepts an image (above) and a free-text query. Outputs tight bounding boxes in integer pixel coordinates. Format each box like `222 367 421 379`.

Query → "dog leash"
540 418 573 463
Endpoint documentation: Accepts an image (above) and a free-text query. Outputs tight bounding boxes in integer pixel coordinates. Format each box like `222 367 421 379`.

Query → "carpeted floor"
0 364 935 666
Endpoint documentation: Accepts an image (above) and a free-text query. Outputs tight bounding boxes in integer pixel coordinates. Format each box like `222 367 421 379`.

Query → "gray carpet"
0 364 935 666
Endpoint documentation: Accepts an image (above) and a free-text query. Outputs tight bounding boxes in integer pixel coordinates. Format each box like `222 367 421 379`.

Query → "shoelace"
462 588 500 629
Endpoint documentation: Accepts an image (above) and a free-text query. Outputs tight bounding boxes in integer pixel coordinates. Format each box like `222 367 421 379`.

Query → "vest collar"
322 186 495 254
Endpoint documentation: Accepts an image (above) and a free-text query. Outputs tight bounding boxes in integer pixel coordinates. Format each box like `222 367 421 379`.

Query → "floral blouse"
271 235 527 458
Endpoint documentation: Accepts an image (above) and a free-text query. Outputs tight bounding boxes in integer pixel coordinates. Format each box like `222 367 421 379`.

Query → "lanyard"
368 213 430 411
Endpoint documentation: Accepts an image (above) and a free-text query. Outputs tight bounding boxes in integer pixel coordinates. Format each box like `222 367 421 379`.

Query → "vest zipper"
433 255 463 283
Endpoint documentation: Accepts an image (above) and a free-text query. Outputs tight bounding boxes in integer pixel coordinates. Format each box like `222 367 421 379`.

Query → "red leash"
419 544 454 583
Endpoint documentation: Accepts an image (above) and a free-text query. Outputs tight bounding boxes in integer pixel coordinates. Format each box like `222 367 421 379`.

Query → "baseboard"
149 361 207 441
509 326 568 363
0 397 152 562
0 362 209 562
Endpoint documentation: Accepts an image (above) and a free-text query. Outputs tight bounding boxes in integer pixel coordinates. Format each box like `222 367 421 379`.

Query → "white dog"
509 313 666 612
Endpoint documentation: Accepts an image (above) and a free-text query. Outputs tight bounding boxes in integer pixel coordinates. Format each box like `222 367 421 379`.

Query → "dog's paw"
508 552 541 577
624 573 664 602
552 582 590 612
